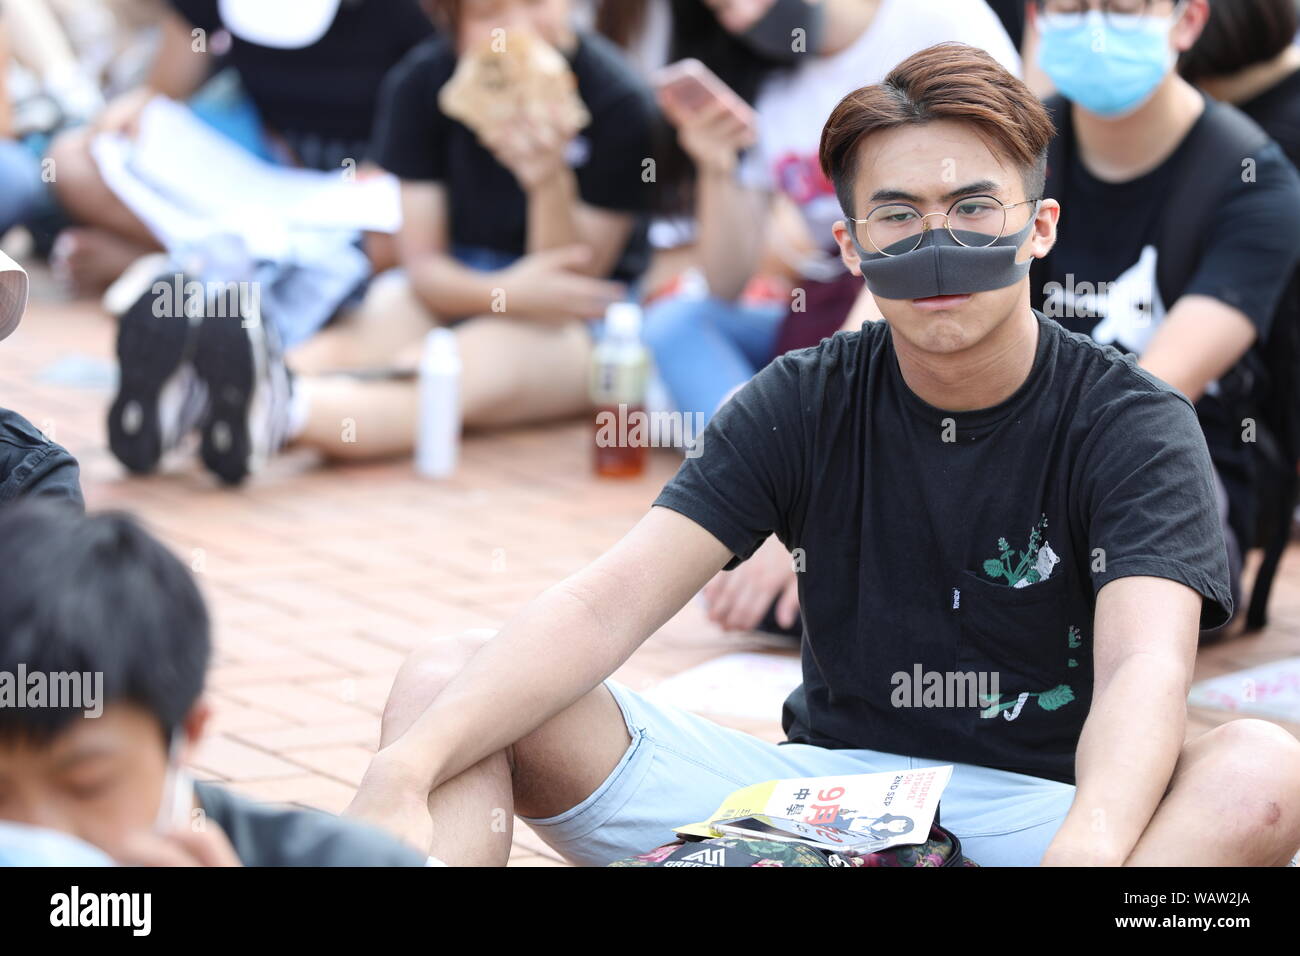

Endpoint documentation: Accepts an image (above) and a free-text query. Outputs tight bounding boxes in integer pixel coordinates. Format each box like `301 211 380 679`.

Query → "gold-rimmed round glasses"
847 196 1041 257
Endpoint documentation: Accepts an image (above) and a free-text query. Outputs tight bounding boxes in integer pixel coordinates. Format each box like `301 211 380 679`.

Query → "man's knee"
1193 719 1300 851
380 628 499 746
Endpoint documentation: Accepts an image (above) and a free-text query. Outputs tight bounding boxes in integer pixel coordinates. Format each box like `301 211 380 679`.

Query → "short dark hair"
0 503 210 742
1179 0 1299 84
819 43 1055 217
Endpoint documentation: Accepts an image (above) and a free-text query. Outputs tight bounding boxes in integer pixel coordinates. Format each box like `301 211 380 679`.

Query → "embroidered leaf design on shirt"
1037 685 1075 711
982 516 1051 587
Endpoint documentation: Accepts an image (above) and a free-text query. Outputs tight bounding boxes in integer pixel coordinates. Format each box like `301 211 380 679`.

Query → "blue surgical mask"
1037 7 1182 118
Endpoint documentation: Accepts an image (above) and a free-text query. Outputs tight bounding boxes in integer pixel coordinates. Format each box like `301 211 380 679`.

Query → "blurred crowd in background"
0 0 1294 630
0 0 1299 869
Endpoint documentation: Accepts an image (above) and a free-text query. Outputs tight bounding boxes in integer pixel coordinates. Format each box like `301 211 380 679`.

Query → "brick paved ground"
5 275 1300 866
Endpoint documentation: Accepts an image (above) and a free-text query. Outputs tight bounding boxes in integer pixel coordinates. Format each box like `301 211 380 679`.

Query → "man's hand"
477 102 583 192
702 536 800 632
659 94 757 176
345 747 435 856
113 823 243 867
497 245 626 323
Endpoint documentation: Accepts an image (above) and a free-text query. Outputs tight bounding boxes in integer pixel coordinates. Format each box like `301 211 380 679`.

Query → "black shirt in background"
1237 66 1300 466
195 781 427 866
983 0 1026 49
1240 65 1300 165
1035 98 1300 551
654 314 1231 785
169 0 434 166
372 32 655 281
0 408 83 510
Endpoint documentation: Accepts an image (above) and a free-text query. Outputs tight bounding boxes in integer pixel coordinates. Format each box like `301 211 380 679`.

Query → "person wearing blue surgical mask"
1036 0 1192 117
1028 0 1300 636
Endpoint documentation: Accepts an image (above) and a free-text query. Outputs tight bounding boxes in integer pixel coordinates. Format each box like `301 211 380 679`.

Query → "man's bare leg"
293 316 592 460
1124 719 1300 865
373 630 633 866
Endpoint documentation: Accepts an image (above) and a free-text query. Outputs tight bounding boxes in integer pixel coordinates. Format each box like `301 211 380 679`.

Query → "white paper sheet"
1188 656 1300 723
90 95 401 257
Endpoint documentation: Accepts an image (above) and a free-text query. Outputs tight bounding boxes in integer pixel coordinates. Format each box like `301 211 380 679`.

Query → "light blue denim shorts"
517 678 1076 867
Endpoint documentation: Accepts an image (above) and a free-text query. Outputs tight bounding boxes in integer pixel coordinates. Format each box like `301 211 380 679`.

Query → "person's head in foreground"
1031 0 1209 119
0 502 427 866
823 42 1059 353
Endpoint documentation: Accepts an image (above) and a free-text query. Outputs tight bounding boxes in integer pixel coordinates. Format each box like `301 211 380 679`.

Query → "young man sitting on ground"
345 44 1300 867
0 502 432 866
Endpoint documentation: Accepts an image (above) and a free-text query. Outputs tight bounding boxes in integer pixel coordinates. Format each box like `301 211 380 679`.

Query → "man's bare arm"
375 506 735 793
1041 575 1201 865
1139 295 1257 403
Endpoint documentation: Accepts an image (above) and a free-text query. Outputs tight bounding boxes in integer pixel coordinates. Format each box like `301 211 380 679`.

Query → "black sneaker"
107 280 207 474
193 303 292 486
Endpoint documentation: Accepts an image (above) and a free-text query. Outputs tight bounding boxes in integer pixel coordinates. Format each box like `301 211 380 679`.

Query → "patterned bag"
609 822 979 867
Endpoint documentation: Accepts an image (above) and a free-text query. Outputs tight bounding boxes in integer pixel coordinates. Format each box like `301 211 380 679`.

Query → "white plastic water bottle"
416 328 461 478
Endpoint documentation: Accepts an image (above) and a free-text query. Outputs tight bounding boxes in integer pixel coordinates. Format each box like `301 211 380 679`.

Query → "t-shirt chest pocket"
953 570 1076 695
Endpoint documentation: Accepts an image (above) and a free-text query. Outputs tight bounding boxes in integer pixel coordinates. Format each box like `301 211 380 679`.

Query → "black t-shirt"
195 782 427 866
0 408 83 510
1241 65 1300 164
1034 98 1300 550
1238 66 1300 458
371 32 654 280
170 0 434 167
654 314 1231 785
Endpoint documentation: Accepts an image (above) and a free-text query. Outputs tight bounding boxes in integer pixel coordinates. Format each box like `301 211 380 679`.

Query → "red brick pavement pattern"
4 287 1300 867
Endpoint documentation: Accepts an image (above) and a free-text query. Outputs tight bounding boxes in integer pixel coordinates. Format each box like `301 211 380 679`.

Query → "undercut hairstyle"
1179 0 1299 84
818 43 1056 218
0 503 210 742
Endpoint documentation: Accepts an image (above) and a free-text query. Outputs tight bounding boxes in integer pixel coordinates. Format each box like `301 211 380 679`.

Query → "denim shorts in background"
517 678 1077 867
0 139 46 236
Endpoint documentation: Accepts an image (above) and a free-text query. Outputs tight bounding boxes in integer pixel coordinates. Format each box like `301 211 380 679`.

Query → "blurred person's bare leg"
47 126 162 293
286 269 437 375
370 630 633 865
293 317 592 460
48 126 159 245
455 316 591 428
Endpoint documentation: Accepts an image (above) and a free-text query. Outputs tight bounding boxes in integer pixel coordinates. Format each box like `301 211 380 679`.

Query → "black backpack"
1033 94 1300 631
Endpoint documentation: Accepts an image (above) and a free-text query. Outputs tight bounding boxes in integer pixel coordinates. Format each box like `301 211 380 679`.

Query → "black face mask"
850 207 1041 301
737 0 825 63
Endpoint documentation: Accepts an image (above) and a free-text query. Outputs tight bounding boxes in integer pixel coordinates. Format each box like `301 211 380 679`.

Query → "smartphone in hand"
653 58 759 136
